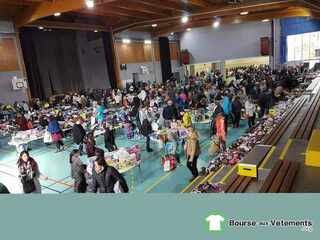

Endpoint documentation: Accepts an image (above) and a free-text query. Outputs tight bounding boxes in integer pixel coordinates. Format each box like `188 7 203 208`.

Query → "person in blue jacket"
96 102 105 126
47 116 64 152
222 92 232 134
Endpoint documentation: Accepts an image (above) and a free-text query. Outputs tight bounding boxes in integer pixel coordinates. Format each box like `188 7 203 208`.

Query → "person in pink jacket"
215 113 226 150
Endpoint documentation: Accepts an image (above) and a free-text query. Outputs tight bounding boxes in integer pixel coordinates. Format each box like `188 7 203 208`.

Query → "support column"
159 37 172 83
101 32 121 89
271 19 281 70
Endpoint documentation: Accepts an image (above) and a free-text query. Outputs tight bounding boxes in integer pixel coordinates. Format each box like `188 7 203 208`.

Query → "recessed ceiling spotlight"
54 12 61 17
38 26 44 30
151 24 158 27
144 40 152 44
240 11 249 15
186 28 192 32
182 16 189 23
94 30 98 33
122 38 131 44
86 0 94 8
213 20 220 28
262 19 270 22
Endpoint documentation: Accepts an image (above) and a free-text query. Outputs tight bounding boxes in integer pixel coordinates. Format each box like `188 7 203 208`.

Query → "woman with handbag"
17 151 48 194
47 116 64 152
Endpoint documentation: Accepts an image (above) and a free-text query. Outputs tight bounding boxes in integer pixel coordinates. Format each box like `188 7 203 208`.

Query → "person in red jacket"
15 113 29 131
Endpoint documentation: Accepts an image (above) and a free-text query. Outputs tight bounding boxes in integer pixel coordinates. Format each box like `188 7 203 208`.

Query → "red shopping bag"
162 155 176 172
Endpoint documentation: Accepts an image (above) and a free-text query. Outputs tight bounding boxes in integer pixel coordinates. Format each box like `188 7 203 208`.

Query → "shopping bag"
43 131 53 143
162 155 176 172
21 177 36 194
208 137 220 156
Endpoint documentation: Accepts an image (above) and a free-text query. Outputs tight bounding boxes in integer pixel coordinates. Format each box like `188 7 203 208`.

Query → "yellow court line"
144 172 173 193
259 146 276 169
208 165 225 183
181 175 201 193
197 170 216 186
279 139 293 160
219 164 238 184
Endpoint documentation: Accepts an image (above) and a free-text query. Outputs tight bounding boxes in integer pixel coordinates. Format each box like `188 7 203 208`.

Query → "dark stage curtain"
19 29 45 100
159 37 172 83
19 28 84 99
101 32 117 89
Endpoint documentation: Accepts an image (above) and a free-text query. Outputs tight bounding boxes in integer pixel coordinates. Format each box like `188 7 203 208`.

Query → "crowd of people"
0 64 307 194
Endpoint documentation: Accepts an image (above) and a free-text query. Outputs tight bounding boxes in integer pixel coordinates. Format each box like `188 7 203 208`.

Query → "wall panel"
0 38 19 72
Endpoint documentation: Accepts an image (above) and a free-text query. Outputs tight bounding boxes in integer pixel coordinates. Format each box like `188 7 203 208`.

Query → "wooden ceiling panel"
1 0 320 34
109 0 174 17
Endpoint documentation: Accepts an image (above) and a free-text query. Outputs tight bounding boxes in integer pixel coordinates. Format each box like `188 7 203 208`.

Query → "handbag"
162 155 176 172
21 177 36 194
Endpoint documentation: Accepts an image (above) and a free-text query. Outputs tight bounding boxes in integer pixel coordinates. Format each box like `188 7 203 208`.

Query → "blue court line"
41 185 62 193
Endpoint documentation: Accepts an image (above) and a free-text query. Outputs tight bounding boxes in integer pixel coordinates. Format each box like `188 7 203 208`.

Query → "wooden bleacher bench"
259 160 299 193
263 97 306 145
291 90 320 140
223 175 252 193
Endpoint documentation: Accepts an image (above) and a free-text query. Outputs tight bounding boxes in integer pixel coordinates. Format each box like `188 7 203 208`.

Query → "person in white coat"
245 96 256 128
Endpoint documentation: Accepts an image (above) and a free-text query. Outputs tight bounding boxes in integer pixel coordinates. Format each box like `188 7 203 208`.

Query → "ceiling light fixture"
86 0 94 8
240 11 249 15
262 19 270 22
213 20 220 28
122 38 131 44
94 30 98 33
144 40 152 44
182 16 189 23
151 24 158 27
54 12 61 17
38 26 44 30
186 28 192 32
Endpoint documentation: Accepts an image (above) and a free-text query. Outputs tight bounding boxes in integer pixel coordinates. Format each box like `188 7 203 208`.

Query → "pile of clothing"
104 145 141 171
192 182 224 193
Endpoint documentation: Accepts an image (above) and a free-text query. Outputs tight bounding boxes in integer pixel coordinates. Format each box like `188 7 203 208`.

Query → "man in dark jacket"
162 100 178 128
141 118 153 152
232 96 242 128
104 124 117 152
72 120 86 154
89 157 129 193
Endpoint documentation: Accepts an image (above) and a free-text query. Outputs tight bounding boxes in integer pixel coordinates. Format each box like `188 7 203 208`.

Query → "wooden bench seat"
292 90 320 140
263 97 306 145
259 160 299 193
224 175 252 193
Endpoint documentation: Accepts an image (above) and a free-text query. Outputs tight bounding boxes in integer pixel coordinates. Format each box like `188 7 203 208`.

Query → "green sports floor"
0 122 247 193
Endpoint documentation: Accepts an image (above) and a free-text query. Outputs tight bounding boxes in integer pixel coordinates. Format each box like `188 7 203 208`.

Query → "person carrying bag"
17 151 48 194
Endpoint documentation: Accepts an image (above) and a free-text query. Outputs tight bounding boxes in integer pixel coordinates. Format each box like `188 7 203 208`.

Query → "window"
287 31 320 63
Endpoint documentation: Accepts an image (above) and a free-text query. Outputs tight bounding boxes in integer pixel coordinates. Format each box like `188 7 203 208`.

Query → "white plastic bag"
43 131 53 143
